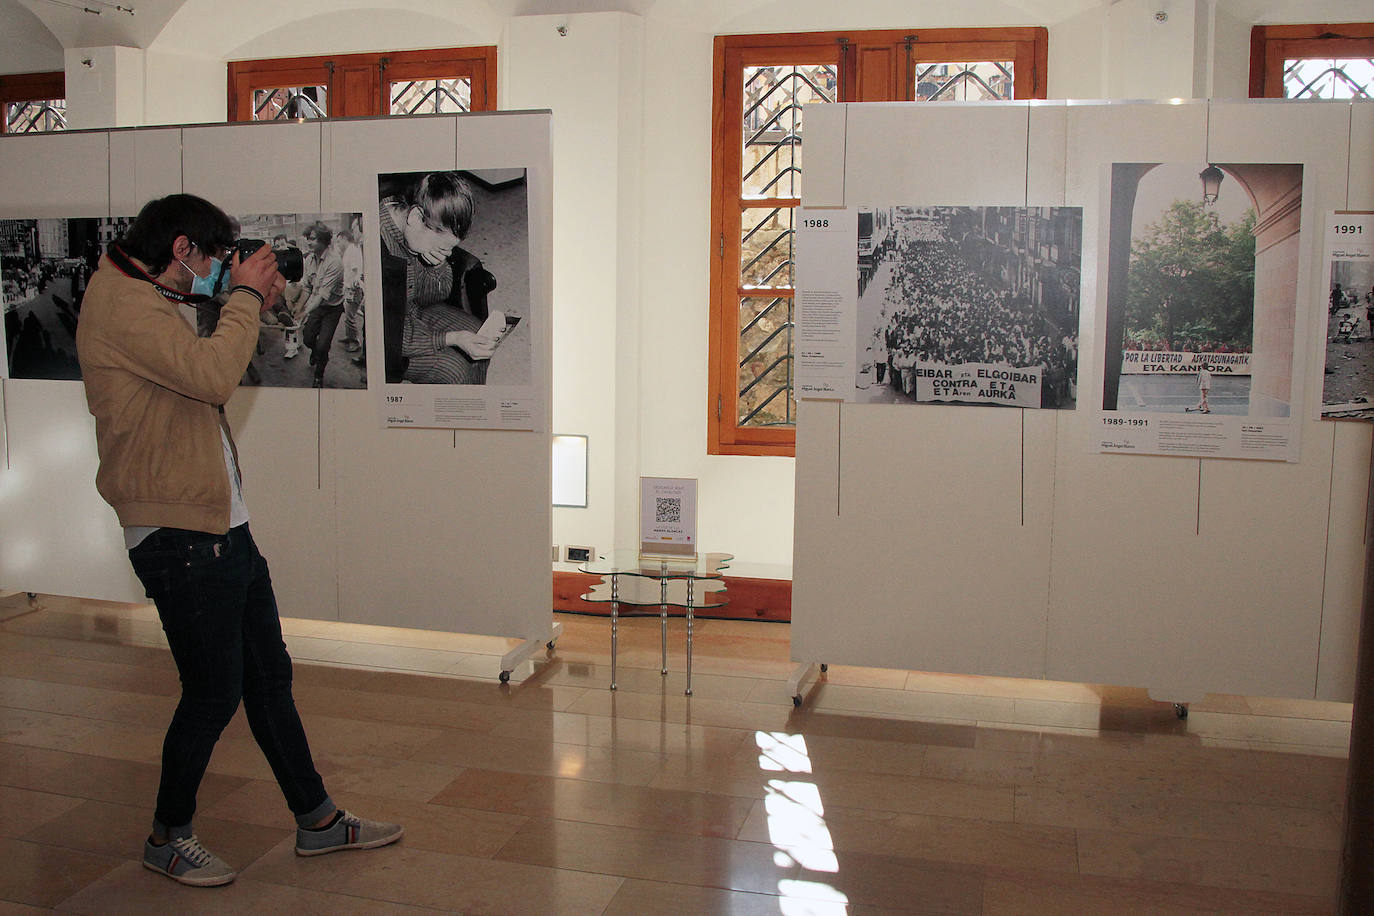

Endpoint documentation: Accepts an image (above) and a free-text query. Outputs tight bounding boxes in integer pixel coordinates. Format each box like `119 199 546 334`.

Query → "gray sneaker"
142 835 237 887
295 810 404 856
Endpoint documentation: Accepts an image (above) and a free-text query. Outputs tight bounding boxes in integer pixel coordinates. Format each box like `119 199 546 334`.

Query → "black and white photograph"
2 217 125 380
217 211 367 390
2 212 368 389
854 205 1082 409
1320 211 1374 419
376 168 530 387
1102 162 1303 418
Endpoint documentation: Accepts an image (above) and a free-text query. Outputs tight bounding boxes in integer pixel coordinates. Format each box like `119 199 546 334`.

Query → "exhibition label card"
1319 211 1374 420
795 207 857 398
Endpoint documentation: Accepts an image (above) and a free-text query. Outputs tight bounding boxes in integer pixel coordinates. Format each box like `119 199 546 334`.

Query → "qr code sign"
655 497 682 523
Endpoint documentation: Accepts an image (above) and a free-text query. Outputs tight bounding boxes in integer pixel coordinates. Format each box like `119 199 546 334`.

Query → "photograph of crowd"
855 205 1082 409
219 212 367 390
2 212 367 389
1321 258 1374 419
1101 162 1302 420
3 217 126 380
376 168 530 387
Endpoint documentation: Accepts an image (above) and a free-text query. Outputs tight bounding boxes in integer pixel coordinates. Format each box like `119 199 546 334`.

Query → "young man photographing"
76 194 402 887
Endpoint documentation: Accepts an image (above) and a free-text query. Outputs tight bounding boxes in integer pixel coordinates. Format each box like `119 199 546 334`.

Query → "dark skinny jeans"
128 524 333 835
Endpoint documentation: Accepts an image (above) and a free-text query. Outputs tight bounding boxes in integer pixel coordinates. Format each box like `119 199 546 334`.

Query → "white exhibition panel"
799 104 846 208
1317 101 1374 701
322 116 458 213
842 102 1030 206
1026 102 1068 206
793 100 1371 702
0 130 110 217
224 388 343 624
1352 102 1374 208
0 381 142 603
108 128 184 216
792 402 1053 678
183 120 324 213
0 113 554 650
332 405 551 636
1320 422 1373 700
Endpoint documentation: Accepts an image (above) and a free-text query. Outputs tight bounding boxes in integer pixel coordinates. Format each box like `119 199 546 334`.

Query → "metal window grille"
735 64 835 428
1283 57 1374 99
733 59 1015 430
390 78 471 115
252 87 328 121
914 62 1014 101
5 99 67 133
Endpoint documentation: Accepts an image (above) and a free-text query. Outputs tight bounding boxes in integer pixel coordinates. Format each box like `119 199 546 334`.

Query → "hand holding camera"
232 239 299 312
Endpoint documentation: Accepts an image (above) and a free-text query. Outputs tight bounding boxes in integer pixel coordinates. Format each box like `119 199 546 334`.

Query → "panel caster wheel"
1174 703 1188 719
499 670 511 684
792 695 802 707
546 640 556 651
820 664 828 673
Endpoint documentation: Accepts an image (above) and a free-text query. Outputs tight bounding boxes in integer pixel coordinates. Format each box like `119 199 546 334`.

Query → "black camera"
235 238 304 283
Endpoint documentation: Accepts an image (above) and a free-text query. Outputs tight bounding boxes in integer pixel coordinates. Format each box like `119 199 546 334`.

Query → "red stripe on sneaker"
348 823 357 844
168 853 181 873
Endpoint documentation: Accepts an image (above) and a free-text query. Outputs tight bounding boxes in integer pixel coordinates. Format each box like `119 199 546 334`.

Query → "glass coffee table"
578 551 732 695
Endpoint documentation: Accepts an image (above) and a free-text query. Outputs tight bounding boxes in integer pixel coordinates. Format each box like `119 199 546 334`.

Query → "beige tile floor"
0 591 1352 914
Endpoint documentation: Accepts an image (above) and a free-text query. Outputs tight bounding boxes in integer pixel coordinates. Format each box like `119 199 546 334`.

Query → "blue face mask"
179 255 224 297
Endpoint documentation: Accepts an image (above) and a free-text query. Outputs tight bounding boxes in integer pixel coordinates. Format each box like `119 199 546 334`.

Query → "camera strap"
105 243 213 306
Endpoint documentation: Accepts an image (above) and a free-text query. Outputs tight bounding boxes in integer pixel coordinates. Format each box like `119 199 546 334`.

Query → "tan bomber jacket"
76 250 263 534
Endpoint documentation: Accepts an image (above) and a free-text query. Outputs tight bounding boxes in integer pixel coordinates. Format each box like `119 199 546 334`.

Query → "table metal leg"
685 577 694 696
609 573 619 691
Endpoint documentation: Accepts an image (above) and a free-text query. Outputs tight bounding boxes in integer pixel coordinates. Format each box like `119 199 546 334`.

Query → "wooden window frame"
708 28 1047 457
0 71 65 134
1249 23 1374 98
228 46 497 121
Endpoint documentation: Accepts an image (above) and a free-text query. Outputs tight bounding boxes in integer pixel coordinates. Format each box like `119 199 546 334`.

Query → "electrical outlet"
552 544 560 562
565 545 593 563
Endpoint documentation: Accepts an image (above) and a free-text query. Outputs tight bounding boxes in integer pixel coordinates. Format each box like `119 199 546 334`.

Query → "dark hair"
306 221 333 248
118 194 235 276
409 172 475 240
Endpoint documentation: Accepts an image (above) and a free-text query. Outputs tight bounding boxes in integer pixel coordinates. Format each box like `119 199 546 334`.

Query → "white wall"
503 12 642 564
62 47 145 129
0 3 63 75
4 0 1370 576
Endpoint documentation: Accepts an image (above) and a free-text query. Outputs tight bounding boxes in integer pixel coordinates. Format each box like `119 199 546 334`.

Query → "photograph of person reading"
378 170 505 384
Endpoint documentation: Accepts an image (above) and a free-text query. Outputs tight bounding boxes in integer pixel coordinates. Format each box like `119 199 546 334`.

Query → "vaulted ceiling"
5 0 1110 51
